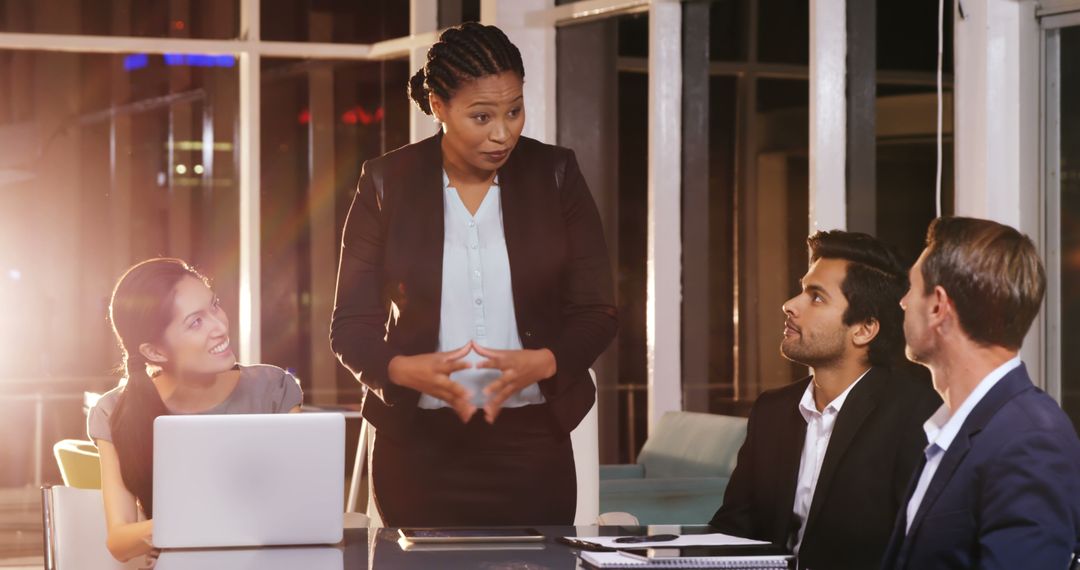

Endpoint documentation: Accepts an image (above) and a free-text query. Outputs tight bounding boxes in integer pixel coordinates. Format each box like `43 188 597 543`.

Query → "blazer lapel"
402 133 446 351
802 368 885 538
493 143 530 318
883 453 929 570
901 364 1035 551
772 379 812 544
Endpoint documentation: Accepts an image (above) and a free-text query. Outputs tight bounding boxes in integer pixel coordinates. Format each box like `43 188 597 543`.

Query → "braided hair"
409 22 525 116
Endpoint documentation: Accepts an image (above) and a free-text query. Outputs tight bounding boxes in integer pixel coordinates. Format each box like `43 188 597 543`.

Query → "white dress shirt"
790 369 870 554
904 355 1022 532
417 172 546 410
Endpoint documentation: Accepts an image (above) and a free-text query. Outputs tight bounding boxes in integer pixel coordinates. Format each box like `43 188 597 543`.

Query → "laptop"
154 546 344 570
152 413 345 549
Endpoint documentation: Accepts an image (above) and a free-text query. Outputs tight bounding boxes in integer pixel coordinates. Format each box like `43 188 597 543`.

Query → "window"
258 57 410 402
681 0 809 417
875 0 955 263
260 0 408 44
439 0 482 28
0 0 239 39
1047 22 1080 429
0 48 239 485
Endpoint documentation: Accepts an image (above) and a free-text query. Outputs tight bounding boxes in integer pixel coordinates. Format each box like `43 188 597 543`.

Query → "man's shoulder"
983 383 1079 444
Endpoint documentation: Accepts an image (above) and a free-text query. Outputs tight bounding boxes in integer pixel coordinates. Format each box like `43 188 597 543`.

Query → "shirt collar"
442 170 499 190
798 368 871 422
922 355 1022 452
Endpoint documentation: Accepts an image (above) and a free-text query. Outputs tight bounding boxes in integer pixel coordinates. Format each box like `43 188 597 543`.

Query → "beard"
781 326 847 369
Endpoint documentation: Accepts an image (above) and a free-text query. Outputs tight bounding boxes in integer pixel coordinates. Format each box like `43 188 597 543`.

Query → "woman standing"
331 22 616 527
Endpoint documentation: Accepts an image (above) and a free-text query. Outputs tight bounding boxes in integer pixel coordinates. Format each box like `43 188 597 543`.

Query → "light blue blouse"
417 172 546 409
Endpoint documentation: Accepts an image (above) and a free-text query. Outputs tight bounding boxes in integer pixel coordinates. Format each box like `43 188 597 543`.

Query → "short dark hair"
409 22 525 115
808 230 909 367
921 217 1045 350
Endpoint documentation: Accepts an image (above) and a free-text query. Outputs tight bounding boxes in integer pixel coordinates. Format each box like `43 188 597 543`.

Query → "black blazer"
330 133 617 438
709 365 941 570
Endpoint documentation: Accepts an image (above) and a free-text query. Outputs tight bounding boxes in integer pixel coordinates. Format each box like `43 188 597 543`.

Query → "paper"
579 551 790 569
573 532 770 549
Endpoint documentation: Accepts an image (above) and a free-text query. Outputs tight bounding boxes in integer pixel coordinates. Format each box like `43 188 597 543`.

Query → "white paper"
579 551 790 569
573 532 770 549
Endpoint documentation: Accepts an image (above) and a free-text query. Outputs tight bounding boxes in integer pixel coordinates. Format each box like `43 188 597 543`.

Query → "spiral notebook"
580 549 792 569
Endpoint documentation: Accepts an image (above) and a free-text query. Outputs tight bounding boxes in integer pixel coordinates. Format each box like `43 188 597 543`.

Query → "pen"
555 536 617 552
613 534 680 544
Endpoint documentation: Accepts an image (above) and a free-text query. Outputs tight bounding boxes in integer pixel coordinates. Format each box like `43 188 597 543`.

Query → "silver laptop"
154 546 343 570
152 413 345 549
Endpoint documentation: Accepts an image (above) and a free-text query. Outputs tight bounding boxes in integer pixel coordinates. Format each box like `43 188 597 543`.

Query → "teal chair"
600 411 748 525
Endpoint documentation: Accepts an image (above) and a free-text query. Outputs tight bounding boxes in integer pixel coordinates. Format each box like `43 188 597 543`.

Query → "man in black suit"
709 231 940 570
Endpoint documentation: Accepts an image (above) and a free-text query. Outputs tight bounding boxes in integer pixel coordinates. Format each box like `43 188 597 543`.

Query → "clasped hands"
387 341 557 423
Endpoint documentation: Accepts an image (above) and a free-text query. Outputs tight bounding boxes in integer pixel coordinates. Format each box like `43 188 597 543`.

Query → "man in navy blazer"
882 217 1080 570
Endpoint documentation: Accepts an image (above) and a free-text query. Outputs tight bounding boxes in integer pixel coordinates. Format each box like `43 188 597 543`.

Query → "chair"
571 369 600 524
599 411 748 525
41 485 141 570
53 439 102 490
350 370 601 525
596 511 640 526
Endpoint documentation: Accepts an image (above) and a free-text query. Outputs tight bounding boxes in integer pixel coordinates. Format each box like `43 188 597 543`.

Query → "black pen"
555 536 617 552
613 533 680 544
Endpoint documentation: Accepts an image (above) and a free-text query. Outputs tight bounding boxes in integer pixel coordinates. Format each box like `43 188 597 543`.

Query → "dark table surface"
151 524 721 569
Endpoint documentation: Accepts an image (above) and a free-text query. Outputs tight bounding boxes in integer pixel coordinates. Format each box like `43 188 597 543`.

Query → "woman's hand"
98 440 157 563
475 344 557 423
388 344 477 422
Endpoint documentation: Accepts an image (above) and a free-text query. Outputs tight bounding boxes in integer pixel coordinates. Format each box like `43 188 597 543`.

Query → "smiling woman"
330 22 618 528
88 258 303 563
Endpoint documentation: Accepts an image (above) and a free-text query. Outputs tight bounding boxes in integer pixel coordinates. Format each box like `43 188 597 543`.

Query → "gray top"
87 364 303 444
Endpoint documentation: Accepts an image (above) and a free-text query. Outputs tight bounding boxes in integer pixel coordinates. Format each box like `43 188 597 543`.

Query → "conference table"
151 524 721 569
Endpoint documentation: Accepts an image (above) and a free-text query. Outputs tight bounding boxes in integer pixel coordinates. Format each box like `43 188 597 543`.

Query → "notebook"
580 549 792 569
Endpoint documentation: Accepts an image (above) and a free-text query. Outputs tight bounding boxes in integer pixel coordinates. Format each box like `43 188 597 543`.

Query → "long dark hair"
408 22 525 115
107 258 210 517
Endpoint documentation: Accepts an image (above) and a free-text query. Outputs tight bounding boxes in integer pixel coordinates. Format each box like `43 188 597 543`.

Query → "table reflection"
147 525 715 569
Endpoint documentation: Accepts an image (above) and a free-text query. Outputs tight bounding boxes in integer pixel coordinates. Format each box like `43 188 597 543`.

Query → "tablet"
397 537 546 552
398 528 545 544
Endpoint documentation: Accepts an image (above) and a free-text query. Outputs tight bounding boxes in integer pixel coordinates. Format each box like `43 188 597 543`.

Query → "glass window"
0 0 239 39
878 0 954 72
874 85 954 263
682 0 808 417
438 0 481 28
1056 26 1080 429
616 70 648 463
709 0 746 62
555 11 649 463
743 78 809 397
613 13 650 463
876 0 955 262
260 0 408 44
618 13 649 59
757 0 808 65
0 49 238 485
259 58 411 403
